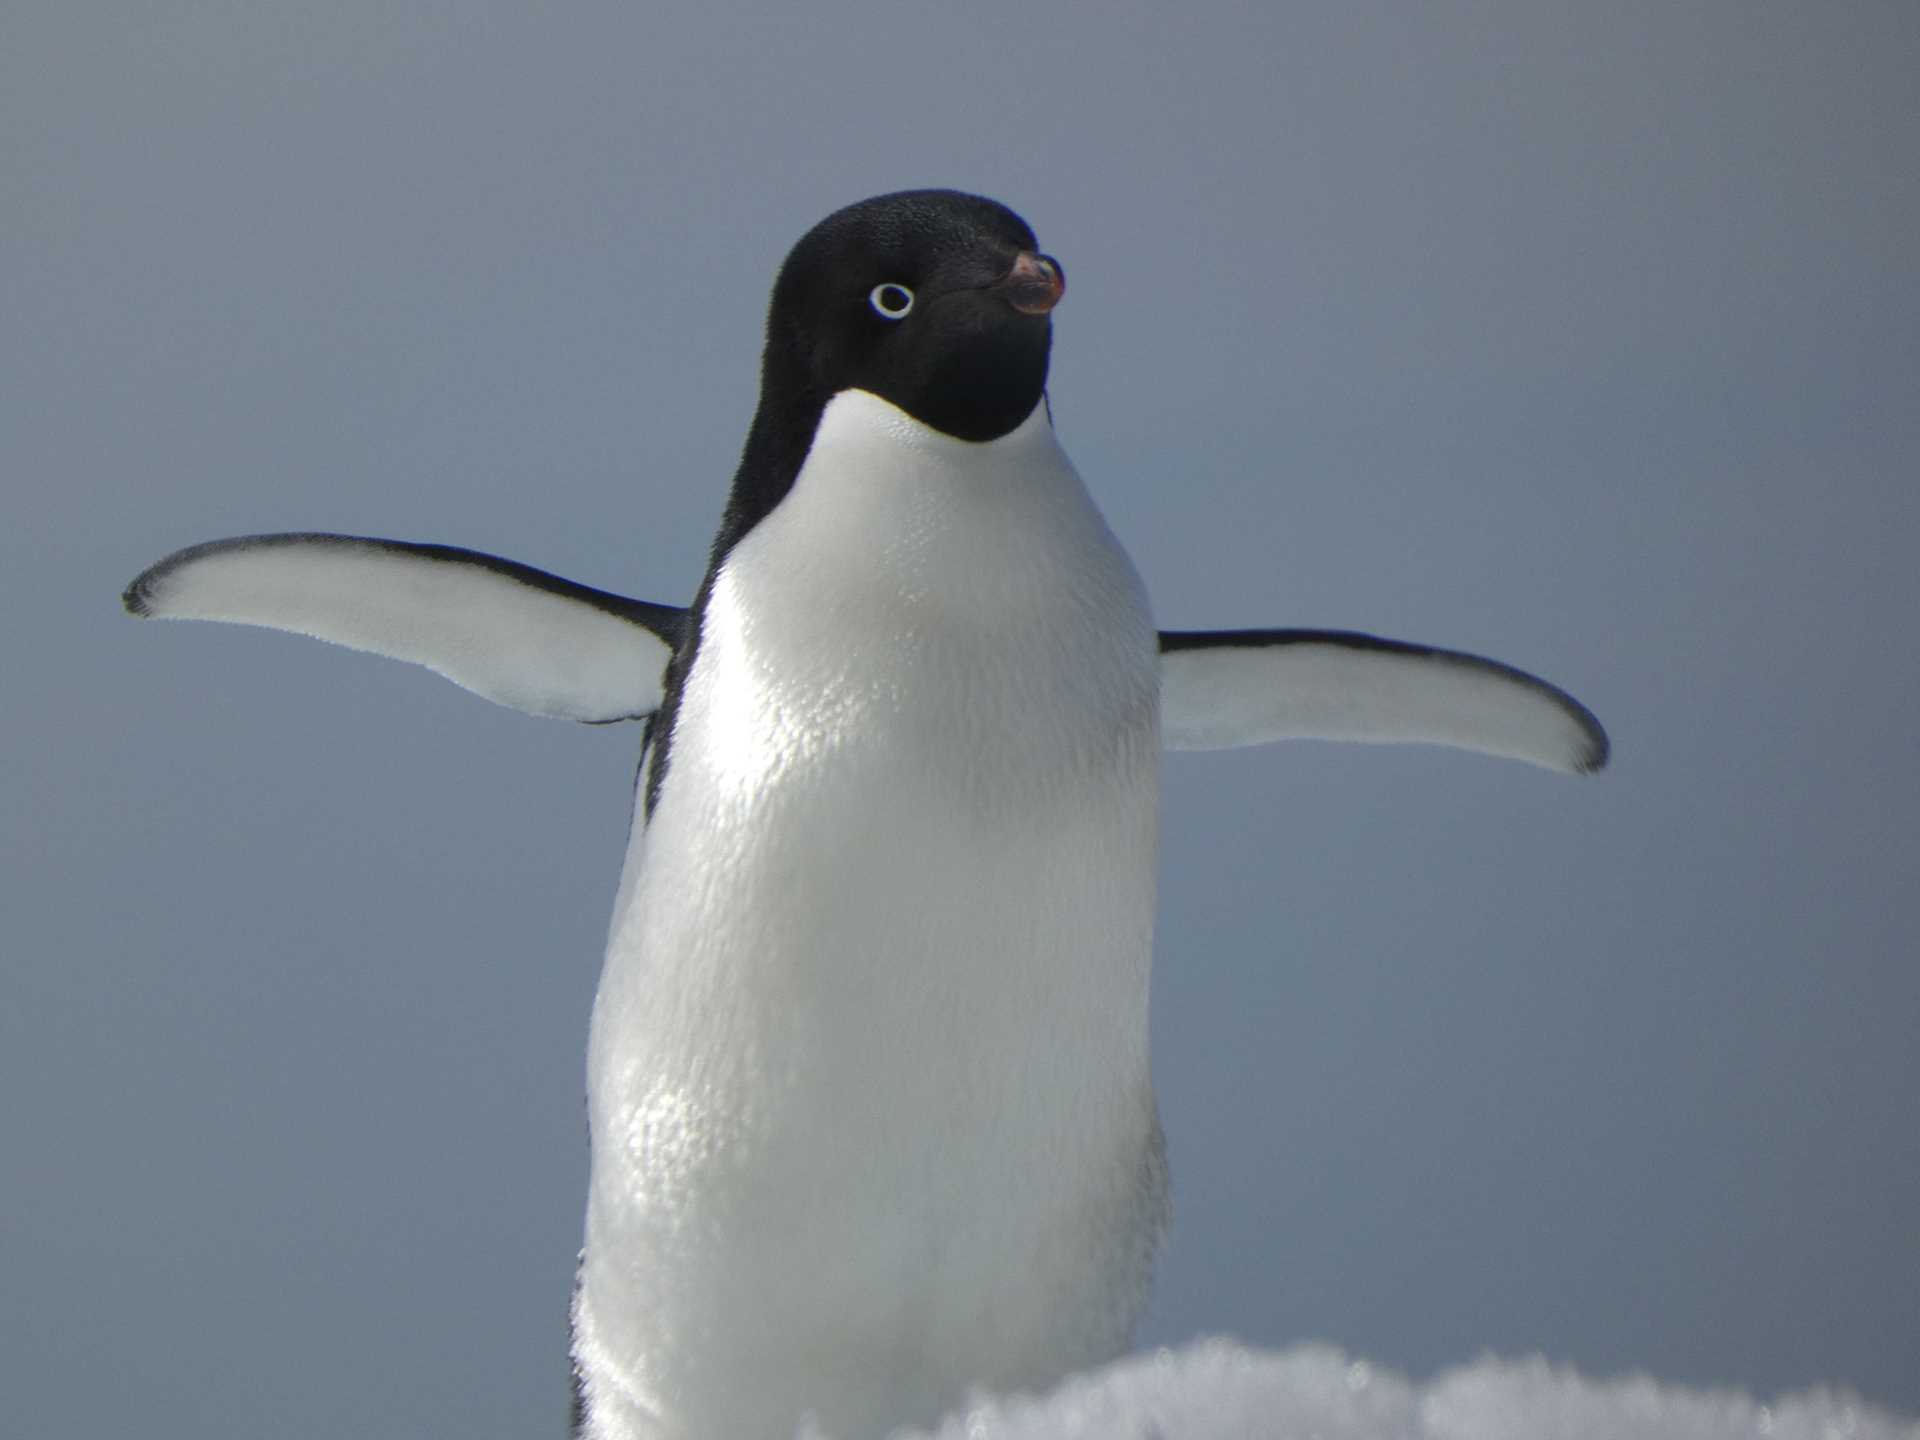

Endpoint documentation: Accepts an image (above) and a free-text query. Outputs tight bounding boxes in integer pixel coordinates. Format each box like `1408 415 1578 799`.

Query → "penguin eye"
868 283 914 320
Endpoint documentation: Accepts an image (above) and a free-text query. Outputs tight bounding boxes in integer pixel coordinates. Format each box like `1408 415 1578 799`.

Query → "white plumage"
575 393 1164 1438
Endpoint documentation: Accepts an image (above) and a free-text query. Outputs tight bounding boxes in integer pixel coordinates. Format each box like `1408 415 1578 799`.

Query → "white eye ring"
869 283 914 320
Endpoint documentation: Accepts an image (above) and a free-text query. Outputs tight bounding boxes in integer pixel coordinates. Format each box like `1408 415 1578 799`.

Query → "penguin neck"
712 382 1053 564
710 371 823 564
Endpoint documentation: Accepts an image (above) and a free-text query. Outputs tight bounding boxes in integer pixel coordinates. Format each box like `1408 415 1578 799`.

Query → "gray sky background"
5 3 1916 1435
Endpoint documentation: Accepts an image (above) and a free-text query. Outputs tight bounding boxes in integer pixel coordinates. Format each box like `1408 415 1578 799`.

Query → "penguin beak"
994 252 1066 315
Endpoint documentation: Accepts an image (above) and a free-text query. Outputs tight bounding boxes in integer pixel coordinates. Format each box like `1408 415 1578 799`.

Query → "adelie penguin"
125 189 1608 1440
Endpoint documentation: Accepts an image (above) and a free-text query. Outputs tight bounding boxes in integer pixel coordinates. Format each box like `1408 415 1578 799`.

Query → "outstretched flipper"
124 533 688 723
1159 629 1608 775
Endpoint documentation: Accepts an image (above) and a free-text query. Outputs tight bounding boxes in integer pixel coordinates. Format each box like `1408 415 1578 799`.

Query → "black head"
762 189 1064 445
710 190 1065 561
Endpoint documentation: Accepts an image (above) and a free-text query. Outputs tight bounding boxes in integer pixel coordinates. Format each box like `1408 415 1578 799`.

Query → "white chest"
575 393 1166 1440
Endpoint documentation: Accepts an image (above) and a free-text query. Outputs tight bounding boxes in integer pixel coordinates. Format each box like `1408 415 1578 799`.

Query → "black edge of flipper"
1159 627 1610 774
124 532 691 651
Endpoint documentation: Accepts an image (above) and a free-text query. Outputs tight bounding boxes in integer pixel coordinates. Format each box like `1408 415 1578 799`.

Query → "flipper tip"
1569 699 1611 775
1576 737 1609 774
122 571 157 617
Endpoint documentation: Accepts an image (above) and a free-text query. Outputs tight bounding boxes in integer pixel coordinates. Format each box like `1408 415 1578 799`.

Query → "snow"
859 1341 1919 1440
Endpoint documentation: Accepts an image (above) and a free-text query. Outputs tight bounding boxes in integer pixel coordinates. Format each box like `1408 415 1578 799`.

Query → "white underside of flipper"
123 538 1606 771
573 392 1167 1440
124 533 680 722
1159 631 1608 774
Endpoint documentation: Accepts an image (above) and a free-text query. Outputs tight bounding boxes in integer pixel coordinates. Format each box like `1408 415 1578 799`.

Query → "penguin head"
763 190 1065 444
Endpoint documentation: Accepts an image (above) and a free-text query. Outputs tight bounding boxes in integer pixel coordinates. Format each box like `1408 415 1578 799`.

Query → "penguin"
124 189 1608 1440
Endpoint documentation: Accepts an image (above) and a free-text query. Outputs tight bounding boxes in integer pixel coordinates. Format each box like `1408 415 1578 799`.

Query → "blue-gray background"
6 3 1916 1435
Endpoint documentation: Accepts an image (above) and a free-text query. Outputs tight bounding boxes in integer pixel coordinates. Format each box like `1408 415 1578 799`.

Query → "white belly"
574 394 1164 1440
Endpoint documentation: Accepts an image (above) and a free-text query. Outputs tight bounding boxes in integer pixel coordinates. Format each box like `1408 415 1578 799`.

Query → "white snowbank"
882 1340 1918 1440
